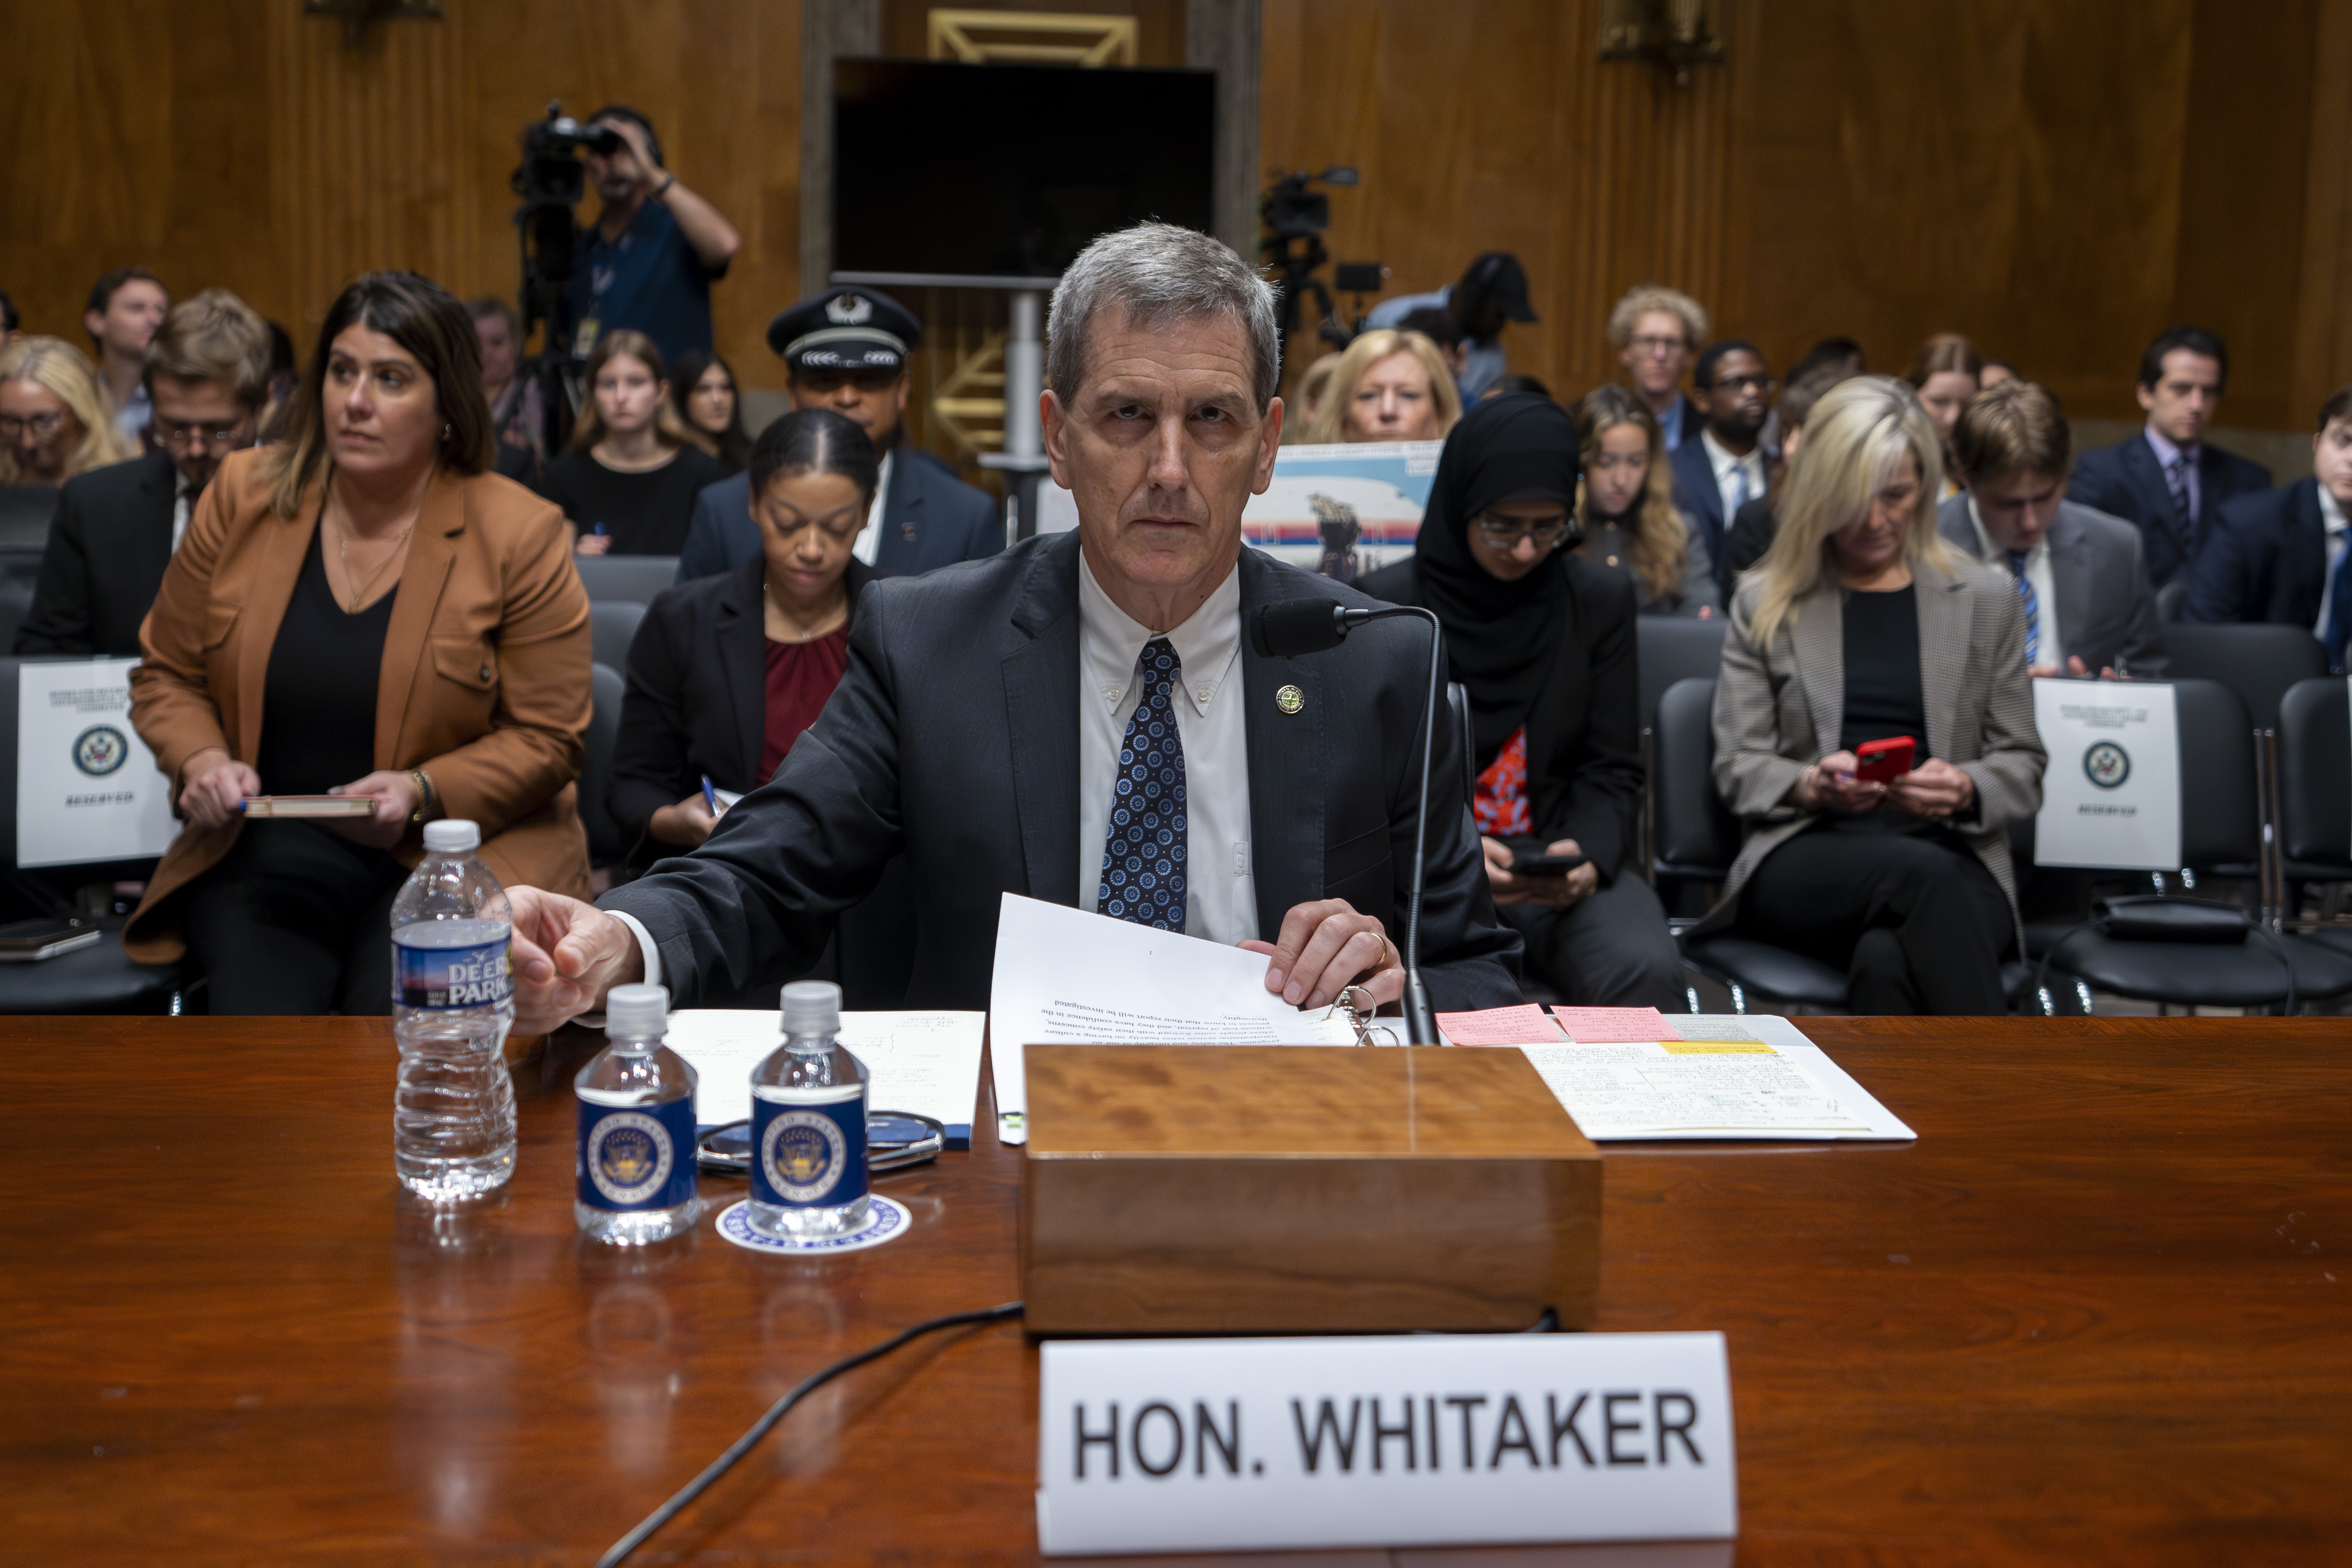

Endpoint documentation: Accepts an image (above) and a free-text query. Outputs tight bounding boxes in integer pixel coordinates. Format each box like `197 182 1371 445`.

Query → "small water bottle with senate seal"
575 984 699 1245
746 981 871 1239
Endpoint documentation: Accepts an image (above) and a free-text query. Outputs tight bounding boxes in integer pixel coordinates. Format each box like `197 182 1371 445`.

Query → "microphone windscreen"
1251 599 1349 658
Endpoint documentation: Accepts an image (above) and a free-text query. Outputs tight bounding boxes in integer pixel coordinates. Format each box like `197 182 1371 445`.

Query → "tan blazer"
1692 552 2046 946
124 449 593 962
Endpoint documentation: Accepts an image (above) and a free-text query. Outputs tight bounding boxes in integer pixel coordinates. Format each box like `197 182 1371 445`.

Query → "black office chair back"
573 555 682 605
1444 681 1473 811
580 662 629 868
2160 623 2327 731
2172 678 2259 869
1652 676 1740 877
1636 617 1727 737
2278 676 2350 866
0 485 58 548
590 599 647 672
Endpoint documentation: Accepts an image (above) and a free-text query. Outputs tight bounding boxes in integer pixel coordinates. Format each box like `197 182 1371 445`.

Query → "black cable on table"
596 1300 1025 1568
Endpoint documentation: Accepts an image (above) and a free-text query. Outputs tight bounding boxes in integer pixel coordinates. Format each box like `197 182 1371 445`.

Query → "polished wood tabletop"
7 1015 2348 1566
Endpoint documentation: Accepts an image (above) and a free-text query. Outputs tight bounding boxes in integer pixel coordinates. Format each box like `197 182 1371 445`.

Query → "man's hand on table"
509 886 643 1033
1239 897 1403 1012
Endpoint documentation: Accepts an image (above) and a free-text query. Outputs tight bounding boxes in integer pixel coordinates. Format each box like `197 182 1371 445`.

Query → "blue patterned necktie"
2321 535 2352 671
2164 455 2192 533
2004 550 2039 667
1096 638 1187 932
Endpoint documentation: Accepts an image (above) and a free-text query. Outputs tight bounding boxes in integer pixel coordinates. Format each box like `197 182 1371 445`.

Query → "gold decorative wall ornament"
927 10 1138 67
929 330 1009 457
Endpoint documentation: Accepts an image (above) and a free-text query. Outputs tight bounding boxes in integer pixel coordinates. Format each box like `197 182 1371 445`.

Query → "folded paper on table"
1550 1005 1681 1043
1519 1014 1914 1141
987 894 1357 1129
1436 1003 1568 1045
662 1009 985 1144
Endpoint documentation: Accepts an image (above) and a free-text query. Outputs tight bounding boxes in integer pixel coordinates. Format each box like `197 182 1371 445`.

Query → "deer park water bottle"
746 980 871 1239
575 984 699 1244
391 819 518 1202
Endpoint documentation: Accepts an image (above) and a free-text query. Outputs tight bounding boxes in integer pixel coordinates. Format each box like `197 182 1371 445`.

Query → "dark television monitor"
833 59 1216 283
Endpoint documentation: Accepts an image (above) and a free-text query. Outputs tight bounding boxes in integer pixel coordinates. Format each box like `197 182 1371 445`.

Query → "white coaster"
714 1195 910 1255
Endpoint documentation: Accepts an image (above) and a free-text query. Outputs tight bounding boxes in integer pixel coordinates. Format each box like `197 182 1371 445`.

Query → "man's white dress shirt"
848 450 894 567
1700 428 1768 527
1969 497 2063 669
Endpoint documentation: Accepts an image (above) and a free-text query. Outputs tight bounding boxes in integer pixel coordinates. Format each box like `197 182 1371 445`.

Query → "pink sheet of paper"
1435 1004 1569 1045
1549 1006 1684 1043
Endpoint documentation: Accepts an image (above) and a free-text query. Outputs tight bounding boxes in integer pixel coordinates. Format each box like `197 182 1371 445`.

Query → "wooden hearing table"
6 1016 2347 1565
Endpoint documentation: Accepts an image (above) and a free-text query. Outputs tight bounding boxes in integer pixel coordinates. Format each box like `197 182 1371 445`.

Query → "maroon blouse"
759 626 851 782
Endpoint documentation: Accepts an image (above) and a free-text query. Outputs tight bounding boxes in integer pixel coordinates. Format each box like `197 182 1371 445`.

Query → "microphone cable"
596 1299 1026 1568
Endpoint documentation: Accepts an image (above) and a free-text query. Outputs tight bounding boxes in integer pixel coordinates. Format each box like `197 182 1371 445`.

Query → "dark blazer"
2067 432 2272 589
16 449 177 657
1720 495 1778 580
2183 475 2332 631
1358 552 1643 885
1936 494 2168 676
610 554 877 844
675 445 1001 583
602 531 1521 1012
1667 433 1759 596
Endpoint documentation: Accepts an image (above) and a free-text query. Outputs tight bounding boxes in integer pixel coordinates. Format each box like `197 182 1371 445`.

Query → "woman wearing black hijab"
1361 393 1686 1008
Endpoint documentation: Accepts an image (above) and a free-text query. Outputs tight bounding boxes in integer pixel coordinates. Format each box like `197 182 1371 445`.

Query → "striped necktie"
2004 550 2039 667
2163 455 2192 533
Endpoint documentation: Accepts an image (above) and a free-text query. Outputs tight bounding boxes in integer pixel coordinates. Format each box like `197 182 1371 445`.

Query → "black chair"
0 656 189 1014
2160 623 2328 731
573 555 681 605
579 662 628 870
2276 676 2352 959
590 599 646 672
0 489 57 657
1634 617 1726 879
2030 679 2352 1009
1444 682 1472 811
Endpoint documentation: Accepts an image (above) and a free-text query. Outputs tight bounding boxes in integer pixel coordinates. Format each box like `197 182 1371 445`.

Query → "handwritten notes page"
1435 1004 1569 1045
1516 1013 1914 1142
1550 1006 1678 1043
988 894 1358 1122
662 1009 985 1136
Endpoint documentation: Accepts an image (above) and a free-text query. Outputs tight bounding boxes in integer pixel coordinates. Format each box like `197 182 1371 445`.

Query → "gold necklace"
334 512 417 612
763 579 847 643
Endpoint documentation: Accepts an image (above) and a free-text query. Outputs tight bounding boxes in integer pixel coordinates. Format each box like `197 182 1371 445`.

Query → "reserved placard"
1036 1331 1735 1555
2032 678 2181 871
17 658 175 868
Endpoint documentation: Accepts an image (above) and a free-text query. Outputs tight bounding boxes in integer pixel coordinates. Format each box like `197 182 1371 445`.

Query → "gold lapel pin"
1275 684 1305 715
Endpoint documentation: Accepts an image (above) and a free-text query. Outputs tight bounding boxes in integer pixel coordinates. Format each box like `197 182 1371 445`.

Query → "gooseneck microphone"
1252 599 1447 1046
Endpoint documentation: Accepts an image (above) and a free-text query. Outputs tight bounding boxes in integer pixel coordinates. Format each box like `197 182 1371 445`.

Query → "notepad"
1550 1005 1681 1043
1436 1003 1568 1045
1517 1014 1914 1142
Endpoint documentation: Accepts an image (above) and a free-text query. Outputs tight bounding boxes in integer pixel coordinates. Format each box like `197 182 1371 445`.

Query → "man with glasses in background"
18 290 271 656
1668 339 1776 594
1602 285 1710 451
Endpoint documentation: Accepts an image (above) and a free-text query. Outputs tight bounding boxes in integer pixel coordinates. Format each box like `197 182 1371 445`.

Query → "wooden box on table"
1020 1044 1600 1335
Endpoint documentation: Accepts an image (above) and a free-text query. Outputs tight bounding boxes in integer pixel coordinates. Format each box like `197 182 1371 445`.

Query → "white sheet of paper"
16 659 177 867
661 1009 985 1131
1518 1014 1914 1141
988 893 1358 1121
2031 679 2182 870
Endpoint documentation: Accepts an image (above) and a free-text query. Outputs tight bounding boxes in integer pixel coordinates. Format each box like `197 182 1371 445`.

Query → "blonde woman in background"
1688 375 2044 1015
1303 328 1461 444
1905 332 1982 498
0 337 135 486
1570 385 1716 617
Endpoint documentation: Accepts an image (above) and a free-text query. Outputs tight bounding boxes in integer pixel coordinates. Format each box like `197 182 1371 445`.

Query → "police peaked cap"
767 287 923 372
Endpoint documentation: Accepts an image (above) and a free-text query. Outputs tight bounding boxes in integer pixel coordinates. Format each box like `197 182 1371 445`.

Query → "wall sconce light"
1600 0 1725 88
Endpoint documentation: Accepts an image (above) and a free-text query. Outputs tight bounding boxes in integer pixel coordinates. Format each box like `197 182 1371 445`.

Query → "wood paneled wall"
1264 0 2352 431
7 0 2348 439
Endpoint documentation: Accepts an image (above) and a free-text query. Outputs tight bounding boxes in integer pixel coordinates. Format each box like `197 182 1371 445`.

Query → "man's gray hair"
1047 222 1281 411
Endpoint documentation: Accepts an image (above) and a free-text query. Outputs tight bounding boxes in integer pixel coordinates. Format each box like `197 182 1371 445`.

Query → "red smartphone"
1853 735 1917 783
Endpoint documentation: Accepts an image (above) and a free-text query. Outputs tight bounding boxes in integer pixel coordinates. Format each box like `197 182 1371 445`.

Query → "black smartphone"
1510 851 1590 877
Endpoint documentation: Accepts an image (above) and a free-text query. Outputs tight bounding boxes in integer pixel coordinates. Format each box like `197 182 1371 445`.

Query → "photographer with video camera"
565 106 741 368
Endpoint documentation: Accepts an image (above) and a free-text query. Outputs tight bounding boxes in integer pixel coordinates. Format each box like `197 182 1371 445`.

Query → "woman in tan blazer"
1691 376 2045 1014
127 271 592 1013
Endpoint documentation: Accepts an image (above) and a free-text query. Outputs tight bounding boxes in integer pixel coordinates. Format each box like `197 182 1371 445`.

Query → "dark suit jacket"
2183 475 2332 630
675 445 1001 583
1358 552 1644 885
16 449 177 657
1721 495 1777 580
603 532 1521 1012
2066 432 2272 589
1666 432 1757 595
1936 494 2168 676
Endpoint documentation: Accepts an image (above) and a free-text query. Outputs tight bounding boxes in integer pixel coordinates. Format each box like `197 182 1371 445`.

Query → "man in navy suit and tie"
675 286 1001 582
2185 383 2352 670
1666 339 1773 594
2067 326 2271 590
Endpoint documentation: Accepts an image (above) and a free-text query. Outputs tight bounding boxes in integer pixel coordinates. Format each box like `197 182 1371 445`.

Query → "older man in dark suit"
16 290 271 656
506 222 1518 1031
2184 383 2352 669
674 286 1000 582
2067 326 2271 590
1937 380 2166 679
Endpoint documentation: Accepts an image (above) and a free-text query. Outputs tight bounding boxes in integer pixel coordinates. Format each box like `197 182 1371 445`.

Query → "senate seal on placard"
587 1112 674 1204
761 1110 848 1202
72 725 128 777
2083 740 2131 790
